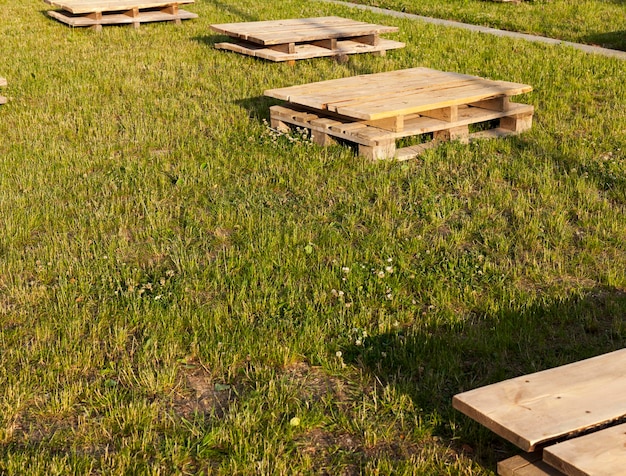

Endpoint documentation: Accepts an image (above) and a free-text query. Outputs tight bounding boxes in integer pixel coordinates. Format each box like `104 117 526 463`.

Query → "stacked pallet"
265 67 533 160
0 77 7 105
44 0 198 30
211 16 404 63
453 348 626 475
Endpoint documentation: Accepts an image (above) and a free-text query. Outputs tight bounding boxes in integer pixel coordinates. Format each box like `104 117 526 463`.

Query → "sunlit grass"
0 0 625 474
346 0 626 50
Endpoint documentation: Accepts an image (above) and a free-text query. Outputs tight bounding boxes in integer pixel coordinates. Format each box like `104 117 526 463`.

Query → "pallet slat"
498 454 563 476
215 38 403 62
453 349 626 452
543 422 626 476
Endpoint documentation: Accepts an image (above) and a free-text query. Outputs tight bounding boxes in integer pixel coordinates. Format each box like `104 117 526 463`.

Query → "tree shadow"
209 0 260 23
581 31 626 51
342 286 626 471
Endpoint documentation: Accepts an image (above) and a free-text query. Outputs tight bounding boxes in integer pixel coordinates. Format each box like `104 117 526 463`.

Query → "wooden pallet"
210 16 405 63
453 348 626 475
0 77 7 105
265 67 533 160
44 0 197 29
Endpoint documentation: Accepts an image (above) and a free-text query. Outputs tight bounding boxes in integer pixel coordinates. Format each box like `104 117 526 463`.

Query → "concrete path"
316 0 626 60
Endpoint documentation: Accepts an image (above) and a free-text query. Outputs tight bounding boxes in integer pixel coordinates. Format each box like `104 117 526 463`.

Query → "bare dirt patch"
171 362 239 420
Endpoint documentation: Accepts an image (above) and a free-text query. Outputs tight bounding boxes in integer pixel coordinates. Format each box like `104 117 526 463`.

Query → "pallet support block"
497 453 562 476
311 38 337 50
423 105 459 122
359 140 396 160
309 118 340 146
500 112 533 133
270 43 296 54
434 125 470 144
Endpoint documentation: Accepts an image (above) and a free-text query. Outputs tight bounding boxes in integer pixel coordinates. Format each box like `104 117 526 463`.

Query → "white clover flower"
336 351 342 358
385 266 393 274
342 267 350 274
377 270 385 278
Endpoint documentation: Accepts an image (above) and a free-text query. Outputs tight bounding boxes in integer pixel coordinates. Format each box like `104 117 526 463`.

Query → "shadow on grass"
581 31 626 51
343 286 626 470
210 0 260 23
236 95 282 122
193 34 230 47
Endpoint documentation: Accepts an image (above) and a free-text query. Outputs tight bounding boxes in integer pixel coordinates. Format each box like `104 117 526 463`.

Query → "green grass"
345 0 626 50
0 0 625 474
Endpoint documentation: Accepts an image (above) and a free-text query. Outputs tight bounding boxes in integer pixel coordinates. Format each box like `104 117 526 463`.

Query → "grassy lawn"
344 0 626 50
1 0 625 474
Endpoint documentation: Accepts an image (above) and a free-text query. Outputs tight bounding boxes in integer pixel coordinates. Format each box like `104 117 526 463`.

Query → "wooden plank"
44 0 193 14
543 422 626 476
498 454 563 476
453 349 626 452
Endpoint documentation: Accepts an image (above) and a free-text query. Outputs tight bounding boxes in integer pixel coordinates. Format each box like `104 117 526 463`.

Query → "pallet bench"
44 0 197 30
210 16 405 63
0 77 7 105
453 348 626 475
264 67 533 160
